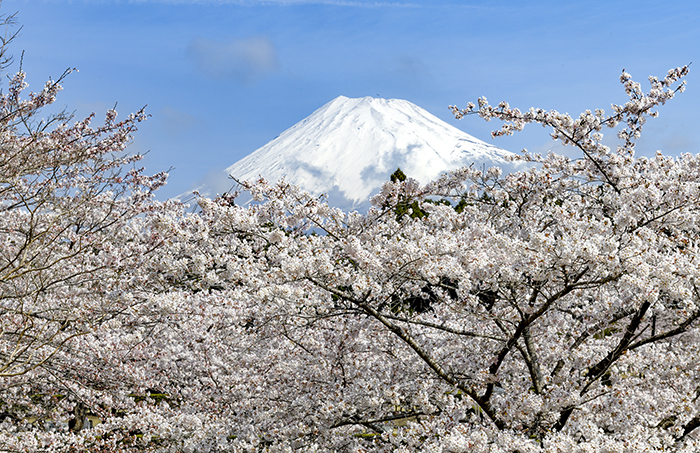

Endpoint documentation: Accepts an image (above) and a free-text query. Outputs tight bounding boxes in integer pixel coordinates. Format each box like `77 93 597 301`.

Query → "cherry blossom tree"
1 9 698 449
87 63 697 452
0 14 178 450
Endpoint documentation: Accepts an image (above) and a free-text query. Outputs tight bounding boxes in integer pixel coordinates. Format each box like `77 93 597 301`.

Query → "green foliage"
127 391 172 406
390 168 427 221
454 198 468 213
390 168 465 218
390 168 407 183
394 199 426 221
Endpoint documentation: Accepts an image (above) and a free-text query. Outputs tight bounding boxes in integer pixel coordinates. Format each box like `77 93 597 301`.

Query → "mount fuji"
223 95 519 211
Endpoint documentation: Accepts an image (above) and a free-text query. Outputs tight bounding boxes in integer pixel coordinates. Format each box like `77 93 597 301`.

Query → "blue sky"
4 0 700 199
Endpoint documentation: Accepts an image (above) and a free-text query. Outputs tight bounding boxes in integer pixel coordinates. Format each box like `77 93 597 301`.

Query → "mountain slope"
225 96 517 209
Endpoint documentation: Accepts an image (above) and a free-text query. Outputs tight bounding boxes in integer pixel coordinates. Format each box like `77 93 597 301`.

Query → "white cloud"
187 35 279 83
133 0 421 7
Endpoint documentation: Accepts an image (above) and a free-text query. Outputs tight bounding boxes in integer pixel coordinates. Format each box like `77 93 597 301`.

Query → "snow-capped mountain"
225 95 517 210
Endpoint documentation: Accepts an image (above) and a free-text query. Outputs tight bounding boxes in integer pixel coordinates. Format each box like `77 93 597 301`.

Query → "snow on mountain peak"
225 95 517 210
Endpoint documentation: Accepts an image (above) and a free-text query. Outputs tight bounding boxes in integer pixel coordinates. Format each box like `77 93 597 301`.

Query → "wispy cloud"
158 106 197 135
393 55 430 78
132 0 422 7
187 35 279 83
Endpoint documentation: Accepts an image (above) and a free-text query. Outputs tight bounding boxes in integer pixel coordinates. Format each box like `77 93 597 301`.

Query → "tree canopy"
0 16 698 451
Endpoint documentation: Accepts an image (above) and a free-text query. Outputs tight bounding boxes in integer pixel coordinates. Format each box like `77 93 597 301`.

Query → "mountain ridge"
223 95 518 210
